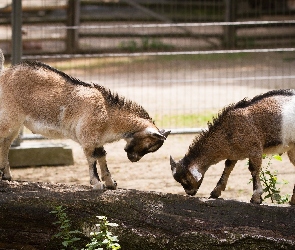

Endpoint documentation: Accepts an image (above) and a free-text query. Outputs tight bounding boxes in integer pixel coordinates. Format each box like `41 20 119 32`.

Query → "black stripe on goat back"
234 89 295 110
209 89 294 131
94 84 152 121
20 60 92 88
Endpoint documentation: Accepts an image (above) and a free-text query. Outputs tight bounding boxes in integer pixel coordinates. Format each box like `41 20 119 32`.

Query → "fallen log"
0 180 295 250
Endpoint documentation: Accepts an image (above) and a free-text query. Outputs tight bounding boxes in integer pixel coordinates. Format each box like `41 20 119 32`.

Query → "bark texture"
0 180 295 250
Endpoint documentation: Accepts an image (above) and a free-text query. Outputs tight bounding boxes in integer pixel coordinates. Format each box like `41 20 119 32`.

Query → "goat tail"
0 49 4 73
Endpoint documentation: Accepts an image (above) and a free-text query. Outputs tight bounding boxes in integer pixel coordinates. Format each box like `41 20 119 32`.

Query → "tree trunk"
0 180 295 250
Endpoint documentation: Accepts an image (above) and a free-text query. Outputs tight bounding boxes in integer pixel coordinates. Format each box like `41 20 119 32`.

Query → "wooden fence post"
11 0 23 147
224 0 237 49
66 0 80 54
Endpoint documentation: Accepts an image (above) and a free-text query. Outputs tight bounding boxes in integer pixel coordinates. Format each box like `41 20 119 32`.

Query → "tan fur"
0 52 170 189
171 90 295 204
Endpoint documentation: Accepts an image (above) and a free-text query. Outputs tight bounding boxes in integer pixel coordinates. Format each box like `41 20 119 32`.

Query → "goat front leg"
210 159 237 199
248 156 263 204
84 147 104 190
0 133 20 181
93 147 117 190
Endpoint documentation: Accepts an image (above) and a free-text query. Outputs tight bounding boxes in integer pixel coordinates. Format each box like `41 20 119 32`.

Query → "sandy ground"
7 53 295 205
10 134 295 205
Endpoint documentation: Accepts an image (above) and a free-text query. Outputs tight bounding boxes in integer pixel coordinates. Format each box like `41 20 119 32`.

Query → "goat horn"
161 129 171 139
146 128 168 140
170 156 177 172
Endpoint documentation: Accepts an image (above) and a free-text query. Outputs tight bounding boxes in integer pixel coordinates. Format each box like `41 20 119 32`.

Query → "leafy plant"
249 155 290 204
260 155 290 204
50 206 82 250
50 207 121 250
83 216 121 250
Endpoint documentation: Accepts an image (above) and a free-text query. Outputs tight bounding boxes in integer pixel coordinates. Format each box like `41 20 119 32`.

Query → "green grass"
46 52 254 72
48 57 137 71
155 111 216 128
156 52 251 62
45 51 292 72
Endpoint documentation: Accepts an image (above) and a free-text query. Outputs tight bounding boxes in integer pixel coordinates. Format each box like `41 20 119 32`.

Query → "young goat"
0 50 170 189
170 89 295 204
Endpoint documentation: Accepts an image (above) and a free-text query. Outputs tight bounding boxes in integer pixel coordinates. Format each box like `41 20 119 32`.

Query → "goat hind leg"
290 185 295 205
210 159 237 198
287 149 295 205
248 157 263 204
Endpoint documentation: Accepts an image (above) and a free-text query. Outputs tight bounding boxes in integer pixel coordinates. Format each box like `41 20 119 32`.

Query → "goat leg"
94 147 117 190
290 184 295 205
210 159 237 198
84 147 104 189
248 157 263 204
0 135 18 181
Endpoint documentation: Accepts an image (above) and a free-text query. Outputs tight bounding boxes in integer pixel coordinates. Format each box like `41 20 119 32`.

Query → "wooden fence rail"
0 0 294 55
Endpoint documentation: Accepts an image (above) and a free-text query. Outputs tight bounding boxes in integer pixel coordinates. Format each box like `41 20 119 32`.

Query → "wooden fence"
0 0 295 56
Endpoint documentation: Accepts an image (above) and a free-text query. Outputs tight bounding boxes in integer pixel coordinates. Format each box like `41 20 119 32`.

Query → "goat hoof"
104 180 117 190
250 198 262 204
106 185 117 190
93 183 105 190
209 190 221 199
2 175 12 181
105 181 117 190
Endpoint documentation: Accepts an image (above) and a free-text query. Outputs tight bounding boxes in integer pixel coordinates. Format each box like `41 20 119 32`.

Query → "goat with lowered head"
170 89 295 204
0 49 170 190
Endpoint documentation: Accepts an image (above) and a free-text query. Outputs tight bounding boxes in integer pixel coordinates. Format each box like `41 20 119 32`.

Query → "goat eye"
148 144 158 152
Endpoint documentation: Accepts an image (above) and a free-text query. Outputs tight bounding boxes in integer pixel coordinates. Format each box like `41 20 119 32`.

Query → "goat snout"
127 152 142 162
185 189 197 196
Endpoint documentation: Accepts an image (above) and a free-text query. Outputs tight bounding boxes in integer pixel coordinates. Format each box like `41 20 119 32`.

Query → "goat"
0 49 170 189
170 89 295 204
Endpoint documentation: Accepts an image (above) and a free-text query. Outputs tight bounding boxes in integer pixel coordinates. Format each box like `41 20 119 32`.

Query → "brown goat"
0 50 170 189
170 89 295 204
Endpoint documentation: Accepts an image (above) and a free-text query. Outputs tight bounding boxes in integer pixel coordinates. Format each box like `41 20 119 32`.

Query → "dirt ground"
10 134 295 205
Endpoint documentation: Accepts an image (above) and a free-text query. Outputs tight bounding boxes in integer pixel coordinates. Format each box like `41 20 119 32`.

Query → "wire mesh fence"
1 0 295 130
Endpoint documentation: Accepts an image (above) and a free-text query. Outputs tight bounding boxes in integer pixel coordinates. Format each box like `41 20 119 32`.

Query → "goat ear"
189 167 202 182
151 132 166 140
170 156 177 175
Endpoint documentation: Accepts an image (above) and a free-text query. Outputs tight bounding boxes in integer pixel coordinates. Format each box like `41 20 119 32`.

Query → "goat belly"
263 143 294 155
24 118 66 139
281 97 295 145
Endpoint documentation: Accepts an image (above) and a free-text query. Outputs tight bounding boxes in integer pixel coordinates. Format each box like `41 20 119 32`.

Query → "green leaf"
272 155 282 161
71 237 81 242
62 241 69 247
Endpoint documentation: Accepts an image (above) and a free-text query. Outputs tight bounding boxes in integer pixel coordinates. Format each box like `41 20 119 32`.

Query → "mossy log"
0 180 295 250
